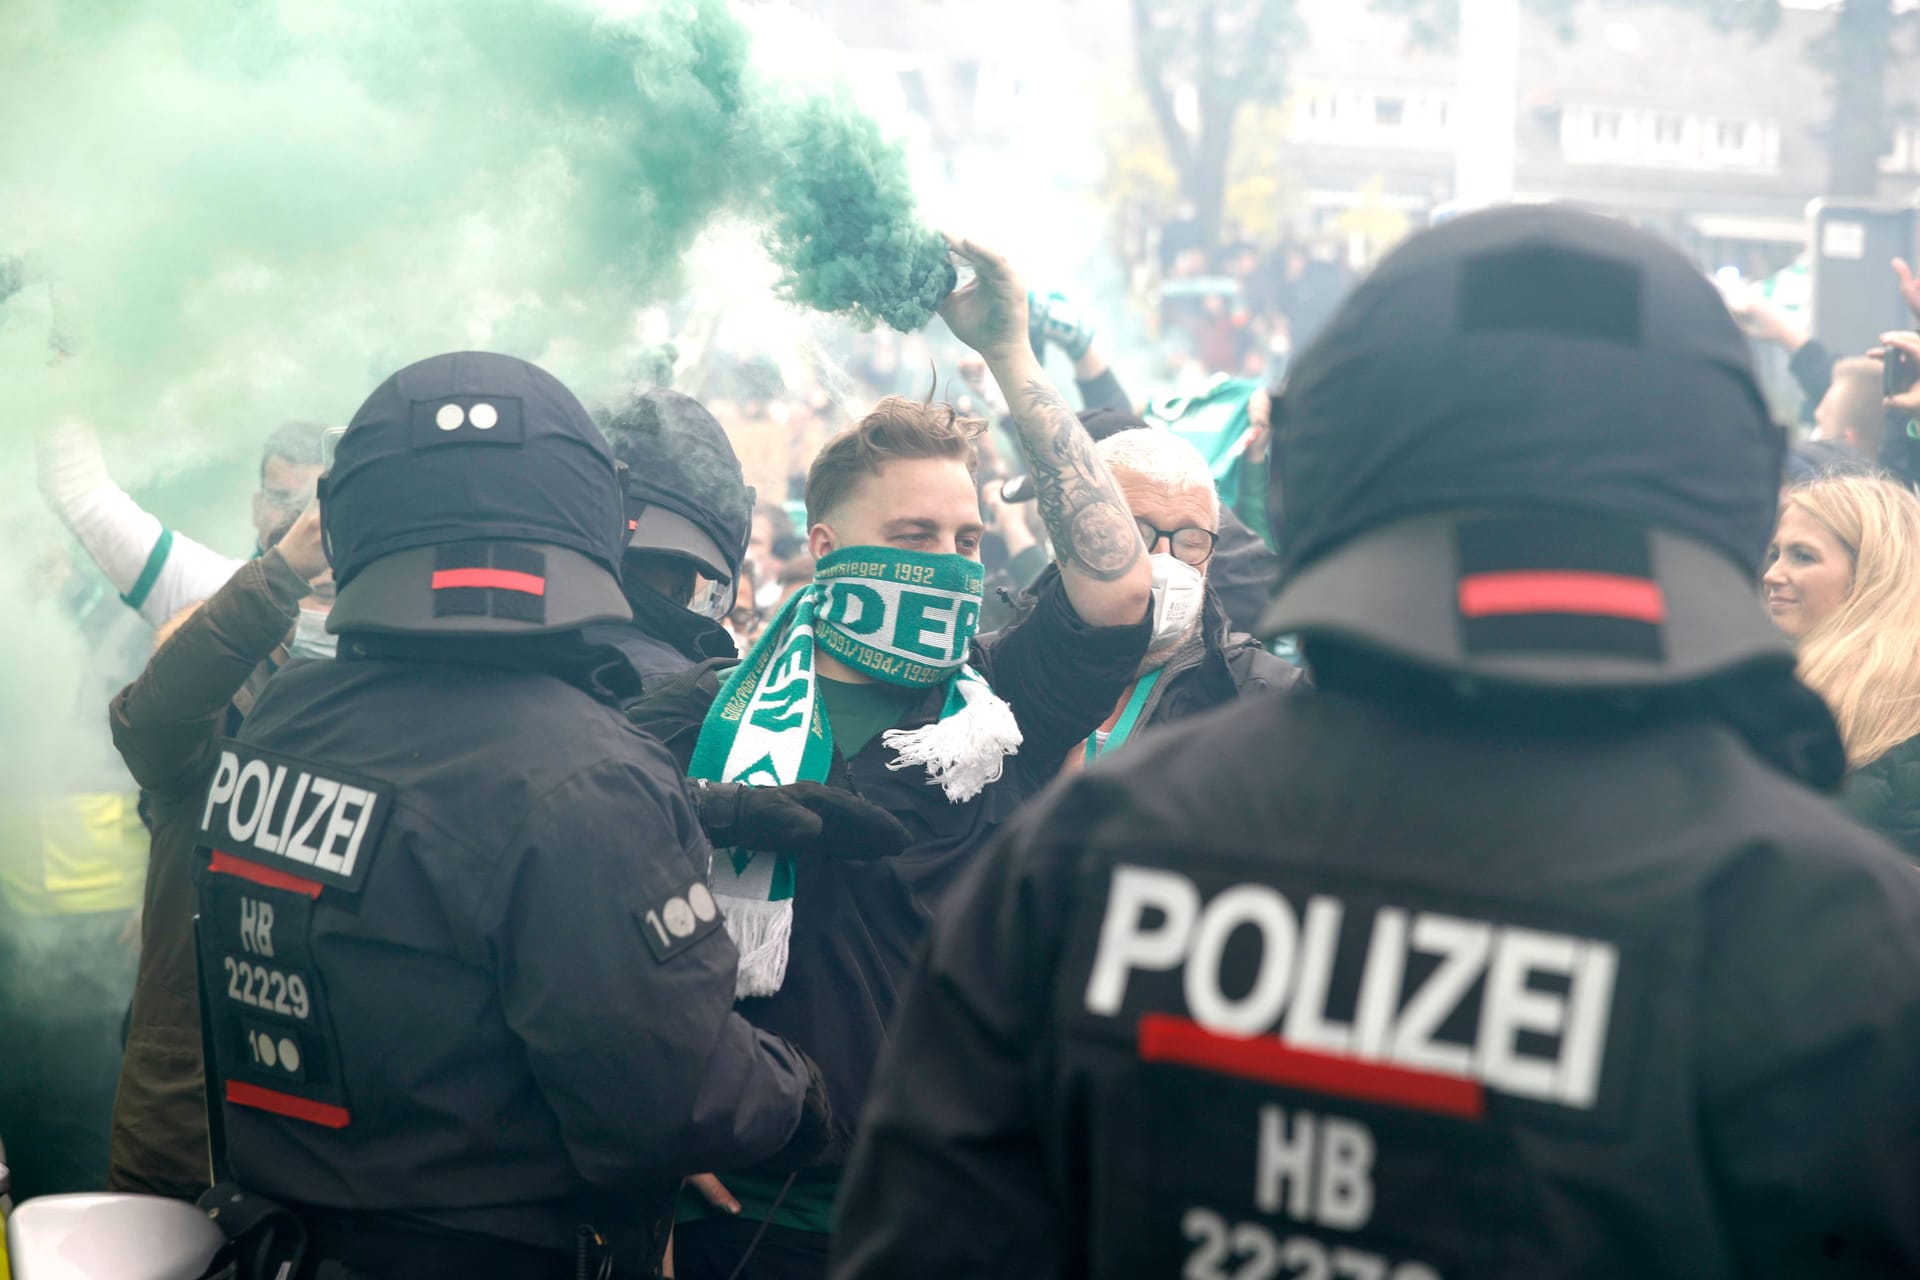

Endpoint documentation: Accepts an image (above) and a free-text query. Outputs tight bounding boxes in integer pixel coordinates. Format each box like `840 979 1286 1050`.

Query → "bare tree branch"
1131 0 1194 173
1129 0 1301 247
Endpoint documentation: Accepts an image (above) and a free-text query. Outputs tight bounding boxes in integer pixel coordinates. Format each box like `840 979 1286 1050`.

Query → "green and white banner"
1146 374 1273 549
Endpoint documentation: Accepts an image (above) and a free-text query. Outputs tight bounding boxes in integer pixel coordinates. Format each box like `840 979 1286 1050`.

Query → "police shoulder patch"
638 880 724 963
197 740 395 895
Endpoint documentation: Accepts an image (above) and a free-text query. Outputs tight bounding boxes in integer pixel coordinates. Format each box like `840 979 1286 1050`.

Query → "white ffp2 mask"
289 606 337 660
1148 553 1206 652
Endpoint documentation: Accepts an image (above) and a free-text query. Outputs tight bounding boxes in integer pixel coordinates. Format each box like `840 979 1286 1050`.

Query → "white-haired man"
1068 428 1300 768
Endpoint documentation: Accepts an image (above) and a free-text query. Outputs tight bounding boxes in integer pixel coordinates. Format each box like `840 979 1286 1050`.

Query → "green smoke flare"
0 0 950 463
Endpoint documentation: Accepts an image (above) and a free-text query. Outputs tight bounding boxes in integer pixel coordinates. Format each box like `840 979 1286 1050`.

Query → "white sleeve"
38 423 246 626
139 530 246 626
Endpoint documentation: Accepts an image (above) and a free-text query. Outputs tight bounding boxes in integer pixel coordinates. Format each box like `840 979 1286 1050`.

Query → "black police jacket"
190 648 811 1263
834 681 1920 1279
584 578 738 692
628 570 1150 1165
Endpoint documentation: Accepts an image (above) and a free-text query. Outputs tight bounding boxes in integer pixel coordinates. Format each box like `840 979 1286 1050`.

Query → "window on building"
1290 88 1448 151
899 68 934 119
1567 109 1636 162
1708 117 1772 168
1882 124 1918 175
1563 105 1777 172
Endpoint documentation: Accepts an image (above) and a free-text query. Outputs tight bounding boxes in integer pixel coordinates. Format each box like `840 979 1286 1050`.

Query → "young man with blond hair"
655 240 1153 1280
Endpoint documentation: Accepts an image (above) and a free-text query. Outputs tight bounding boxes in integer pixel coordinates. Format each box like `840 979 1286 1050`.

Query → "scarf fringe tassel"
717 894 792 999
881 677 1024 804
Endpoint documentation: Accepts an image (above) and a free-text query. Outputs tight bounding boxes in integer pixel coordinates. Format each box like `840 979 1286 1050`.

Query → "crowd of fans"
1155 234 1358 387
9 207 1920 1278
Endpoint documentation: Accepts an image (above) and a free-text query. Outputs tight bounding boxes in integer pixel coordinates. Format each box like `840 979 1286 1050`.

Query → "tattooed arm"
939 238 1152 627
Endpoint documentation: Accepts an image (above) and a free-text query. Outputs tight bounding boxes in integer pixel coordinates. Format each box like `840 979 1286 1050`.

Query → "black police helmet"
1261 204 1791 689
322 351 632 635
601 388 755 585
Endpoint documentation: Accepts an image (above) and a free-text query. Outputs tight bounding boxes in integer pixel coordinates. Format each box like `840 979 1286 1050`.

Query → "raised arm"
39 422 245 624
109 503 325 796
1028 289 1134 413
939 238 1151 627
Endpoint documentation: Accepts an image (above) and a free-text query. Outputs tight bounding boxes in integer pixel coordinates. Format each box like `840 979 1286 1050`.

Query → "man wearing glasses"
1070 428 1300 770
39 420 327 628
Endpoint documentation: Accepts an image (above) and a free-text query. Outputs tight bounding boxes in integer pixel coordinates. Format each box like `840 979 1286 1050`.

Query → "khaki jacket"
105 552 304 1197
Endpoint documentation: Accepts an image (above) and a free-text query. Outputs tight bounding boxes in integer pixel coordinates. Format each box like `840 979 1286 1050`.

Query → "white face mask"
1147 553 1207 653
289 606 337 661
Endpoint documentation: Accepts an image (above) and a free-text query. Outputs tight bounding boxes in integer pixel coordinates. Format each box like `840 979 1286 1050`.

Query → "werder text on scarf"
690 546 1020 996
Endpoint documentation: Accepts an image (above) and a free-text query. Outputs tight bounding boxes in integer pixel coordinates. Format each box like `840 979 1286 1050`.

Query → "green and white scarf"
689 546 1021 996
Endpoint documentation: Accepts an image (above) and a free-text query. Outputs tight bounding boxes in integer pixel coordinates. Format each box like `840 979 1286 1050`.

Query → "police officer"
192 351 827 1278
590 388 754 685
831 208 1920 1277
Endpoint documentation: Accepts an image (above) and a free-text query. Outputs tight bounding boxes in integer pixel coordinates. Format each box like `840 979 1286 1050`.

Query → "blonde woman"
1763 473 1920 858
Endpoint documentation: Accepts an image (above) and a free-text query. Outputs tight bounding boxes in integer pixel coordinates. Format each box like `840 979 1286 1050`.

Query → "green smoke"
0 0 957 1075
0 0 949 466
761 90 957 332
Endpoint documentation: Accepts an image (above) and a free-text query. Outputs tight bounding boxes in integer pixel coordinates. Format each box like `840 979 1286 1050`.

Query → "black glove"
693 780 912 861
759 1045 836 1172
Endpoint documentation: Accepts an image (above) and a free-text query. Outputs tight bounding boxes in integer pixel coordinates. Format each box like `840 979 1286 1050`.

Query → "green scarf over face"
688 546 998 996
810 547 984 686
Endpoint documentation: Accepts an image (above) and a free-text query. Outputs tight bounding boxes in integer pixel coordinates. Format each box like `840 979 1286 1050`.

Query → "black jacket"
1206 507 1281 637
108 551 307 1200
1789 337 1836 409
628 571 1149 1165
192 645 810 1267
1025 575 1299 770
584 578 737 690
1840 734 1920 863
1784 438 1874 484
1137 590 1302 733
980 544 1052 634
835 676 1920 1279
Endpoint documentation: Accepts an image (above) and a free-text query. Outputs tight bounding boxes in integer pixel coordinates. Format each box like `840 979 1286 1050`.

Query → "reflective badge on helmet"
430 542 548 623
1454 515 1667 662
408 396 525 447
